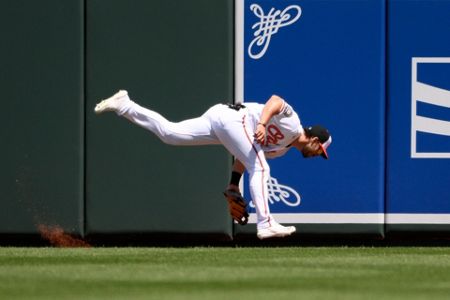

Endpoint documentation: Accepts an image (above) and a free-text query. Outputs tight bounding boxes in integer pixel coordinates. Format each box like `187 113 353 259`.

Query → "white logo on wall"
248 3 302 60
411 57 450 158
249 176 301 208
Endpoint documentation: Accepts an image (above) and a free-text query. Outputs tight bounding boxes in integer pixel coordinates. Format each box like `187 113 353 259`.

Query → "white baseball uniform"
116 97 303 230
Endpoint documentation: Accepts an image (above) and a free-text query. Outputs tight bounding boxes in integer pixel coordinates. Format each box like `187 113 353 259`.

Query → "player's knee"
248 166 271 180
159 131 189 146
243 159 270 173
258 163 270 175
160 134 180 145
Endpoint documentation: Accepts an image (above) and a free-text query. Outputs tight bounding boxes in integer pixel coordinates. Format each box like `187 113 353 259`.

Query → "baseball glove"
223 189 249 225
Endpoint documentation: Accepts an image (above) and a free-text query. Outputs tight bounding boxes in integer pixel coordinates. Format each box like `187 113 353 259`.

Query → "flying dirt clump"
38 224 91 248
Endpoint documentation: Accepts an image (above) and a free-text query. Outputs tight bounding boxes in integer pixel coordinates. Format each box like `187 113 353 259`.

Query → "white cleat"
257 222 296 240
94 90 130 114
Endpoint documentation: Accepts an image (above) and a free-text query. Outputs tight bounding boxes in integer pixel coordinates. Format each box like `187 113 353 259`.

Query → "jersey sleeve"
277 100 294 118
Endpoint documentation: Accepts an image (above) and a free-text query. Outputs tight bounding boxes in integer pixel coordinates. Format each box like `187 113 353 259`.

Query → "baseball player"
95 90 332 240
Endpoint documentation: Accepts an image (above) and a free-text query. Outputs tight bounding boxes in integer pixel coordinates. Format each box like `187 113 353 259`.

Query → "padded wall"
386 0 450 232
236 0 385 237
3 0 450 242
85 0 234 237
0 0 84 234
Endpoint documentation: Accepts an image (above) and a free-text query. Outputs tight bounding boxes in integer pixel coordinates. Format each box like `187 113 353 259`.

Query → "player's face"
301 138 323 158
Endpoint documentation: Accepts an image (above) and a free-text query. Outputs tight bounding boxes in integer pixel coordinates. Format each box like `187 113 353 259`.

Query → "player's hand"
254 123 266 144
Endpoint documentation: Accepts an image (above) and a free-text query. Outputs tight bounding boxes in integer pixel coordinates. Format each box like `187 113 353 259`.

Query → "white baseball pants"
118 100 273 229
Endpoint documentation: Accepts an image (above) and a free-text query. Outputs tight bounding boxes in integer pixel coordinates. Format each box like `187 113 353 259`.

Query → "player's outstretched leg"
95 90 220 146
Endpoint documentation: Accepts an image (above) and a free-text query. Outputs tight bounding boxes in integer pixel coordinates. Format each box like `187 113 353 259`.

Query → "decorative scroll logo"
249 176 301 208
248 3 302 60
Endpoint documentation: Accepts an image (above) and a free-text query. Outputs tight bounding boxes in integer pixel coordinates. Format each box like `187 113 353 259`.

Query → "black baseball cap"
304 125 332 159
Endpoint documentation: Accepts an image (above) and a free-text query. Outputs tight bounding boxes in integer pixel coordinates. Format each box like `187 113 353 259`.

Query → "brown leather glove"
223 189 249 225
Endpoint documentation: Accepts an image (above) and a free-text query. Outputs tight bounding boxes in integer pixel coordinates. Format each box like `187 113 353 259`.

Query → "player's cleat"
94 90 130 114
257 222 296 240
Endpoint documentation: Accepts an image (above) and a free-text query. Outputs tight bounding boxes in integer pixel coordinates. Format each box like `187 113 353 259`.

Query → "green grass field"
0 247 449 300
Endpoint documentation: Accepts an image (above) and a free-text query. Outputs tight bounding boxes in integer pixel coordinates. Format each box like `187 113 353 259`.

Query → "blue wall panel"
239 0 385 232
387 0 450 229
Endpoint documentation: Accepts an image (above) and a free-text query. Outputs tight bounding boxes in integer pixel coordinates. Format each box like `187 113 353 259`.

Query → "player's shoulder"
278 100 296 118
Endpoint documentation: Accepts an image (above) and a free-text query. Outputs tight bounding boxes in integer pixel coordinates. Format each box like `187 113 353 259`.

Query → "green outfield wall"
0 0 84 235
85 0 234 238
0 0 234 241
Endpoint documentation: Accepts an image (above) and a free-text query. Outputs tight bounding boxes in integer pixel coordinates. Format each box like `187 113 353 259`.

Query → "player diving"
95 90 331 239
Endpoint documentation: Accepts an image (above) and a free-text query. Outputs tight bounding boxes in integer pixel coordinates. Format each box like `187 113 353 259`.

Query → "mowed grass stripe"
0 247 449 300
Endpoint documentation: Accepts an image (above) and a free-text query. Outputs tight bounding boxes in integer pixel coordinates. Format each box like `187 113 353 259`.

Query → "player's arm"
254 95 285 144
226 159 245 192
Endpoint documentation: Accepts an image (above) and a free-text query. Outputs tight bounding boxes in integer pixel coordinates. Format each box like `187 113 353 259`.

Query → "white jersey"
245 101 303 156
